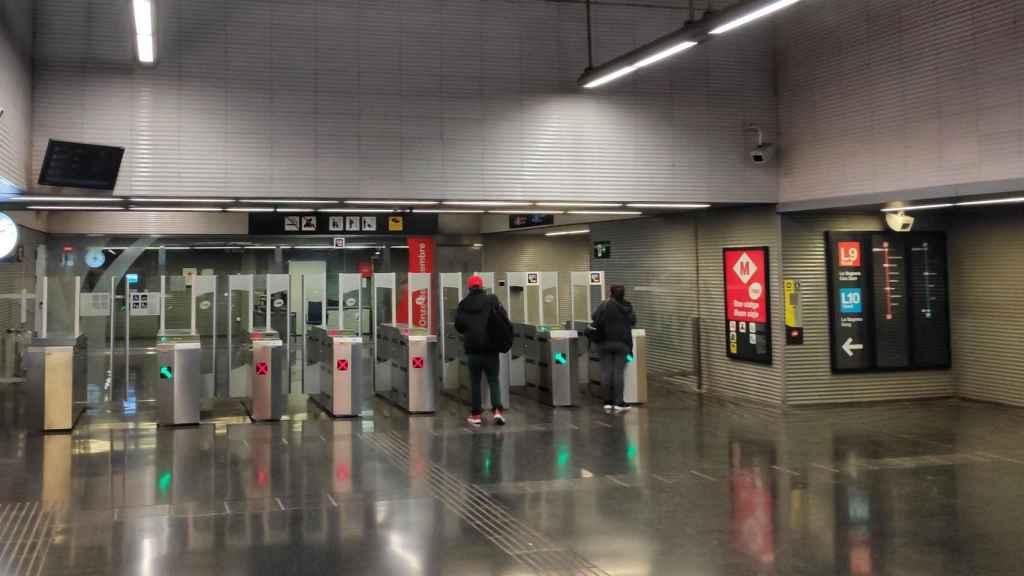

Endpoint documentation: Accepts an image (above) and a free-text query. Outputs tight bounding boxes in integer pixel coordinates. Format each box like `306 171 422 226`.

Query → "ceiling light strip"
239 199 339 205
626 203 711 209
879 204 954 213
25 205 125 211
7 196 122 202
545 229 590 237
344 200 438 206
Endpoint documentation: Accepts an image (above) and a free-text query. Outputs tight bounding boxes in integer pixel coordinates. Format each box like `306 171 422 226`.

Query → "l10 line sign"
723 247 772 365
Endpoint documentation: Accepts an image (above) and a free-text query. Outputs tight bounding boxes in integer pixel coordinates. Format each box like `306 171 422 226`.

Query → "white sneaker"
603 403 614 412
613 404 631 413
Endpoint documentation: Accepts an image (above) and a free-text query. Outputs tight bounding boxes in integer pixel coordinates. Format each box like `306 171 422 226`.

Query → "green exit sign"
626 353 634 363
159 366 173 380
553 352 567 365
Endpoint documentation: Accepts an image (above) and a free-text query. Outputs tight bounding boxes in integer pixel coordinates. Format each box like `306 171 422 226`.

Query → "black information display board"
39 140 125 190
826 231 950 373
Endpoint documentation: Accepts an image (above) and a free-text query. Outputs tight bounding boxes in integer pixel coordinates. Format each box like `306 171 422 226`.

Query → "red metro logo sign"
723 247 772 365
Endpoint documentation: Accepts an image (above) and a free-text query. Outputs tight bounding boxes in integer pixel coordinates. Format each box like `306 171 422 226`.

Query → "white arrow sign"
842 337 864 357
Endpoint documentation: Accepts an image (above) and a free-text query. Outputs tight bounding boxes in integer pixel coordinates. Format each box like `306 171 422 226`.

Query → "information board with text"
724 247 772 365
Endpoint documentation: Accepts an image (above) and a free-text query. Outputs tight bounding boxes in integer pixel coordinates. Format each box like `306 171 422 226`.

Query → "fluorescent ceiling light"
7 196 122 202
130 198 231 203
240 199 338 205
129 206 223 212
583 65 639 89
442 201 533 207
955 196 1024 207
567 210 643 215
292 246 330 250
318 208 394 213
472 243 484 248
344 200 438 206
626 203 711 209
226 207 273 212
133 0 155 64
243 245 278 250
26 205 124 211
276 208 315 213
391 246 409 249
880 204 953 213
535 202 623 208
634 41 698 68
193 246 239 250
710 0 803 35
489 210 564 214
413 209 486 214
545 229 590 237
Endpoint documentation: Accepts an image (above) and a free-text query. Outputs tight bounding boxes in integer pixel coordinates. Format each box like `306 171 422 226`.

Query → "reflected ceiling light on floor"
567 210 643 215
535 202 623 208
25 205 125 210
710 0 802 35
226 207 273 212
7 196 122 202
626 203 711 209
880 203 954 213
545 229 590 237
133 0 156 64
345 200 439 206
130 197 231 203
240 199 339 204
129 206 224 212
318 208 394 213
412 209 486 214
955 196 1024 207
442 201 533 207
489 209 564 214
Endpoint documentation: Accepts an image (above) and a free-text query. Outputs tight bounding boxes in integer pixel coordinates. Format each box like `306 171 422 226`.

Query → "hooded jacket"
592 297 637 349
454 287 509 354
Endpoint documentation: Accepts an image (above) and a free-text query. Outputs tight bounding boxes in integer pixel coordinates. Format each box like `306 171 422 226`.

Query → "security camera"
750 143 776 164
885 211 914 232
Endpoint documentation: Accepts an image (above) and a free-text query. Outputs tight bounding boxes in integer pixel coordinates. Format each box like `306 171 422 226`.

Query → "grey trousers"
599 342 630 405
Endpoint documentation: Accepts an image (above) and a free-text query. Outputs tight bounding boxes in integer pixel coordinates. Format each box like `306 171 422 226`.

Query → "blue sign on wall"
839 287 862 314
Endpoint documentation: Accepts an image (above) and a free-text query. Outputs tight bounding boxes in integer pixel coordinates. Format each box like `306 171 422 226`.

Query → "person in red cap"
455 274 513 426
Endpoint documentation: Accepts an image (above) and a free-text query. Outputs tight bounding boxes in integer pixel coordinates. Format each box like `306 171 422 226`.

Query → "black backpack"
487 302 514 353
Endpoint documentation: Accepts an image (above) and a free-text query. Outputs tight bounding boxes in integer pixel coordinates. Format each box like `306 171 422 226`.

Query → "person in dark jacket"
592 284 637 413
455 275 510 426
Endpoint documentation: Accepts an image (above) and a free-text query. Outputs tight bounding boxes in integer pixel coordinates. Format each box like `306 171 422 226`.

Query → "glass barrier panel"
0 274 36 385
80 276 114 403
192 275 217 399
45 275 79 338
539 272 559 326
162 275 192 332
126 272 162 404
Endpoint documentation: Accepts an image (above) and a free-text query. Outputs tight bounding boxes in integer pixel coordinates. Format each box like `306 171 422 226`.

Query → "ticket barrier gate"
449 333 512 409
375 324 438 414
244 330 285 421
586 328 649 404
309 327 368 418
156 330 201 426
512 323 580 407
24 335 87 432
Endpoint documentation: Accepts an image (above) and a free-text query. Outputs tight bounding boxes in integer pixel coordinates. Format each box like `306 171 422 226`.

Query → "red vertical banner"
407 236 434 330
723 247 772 364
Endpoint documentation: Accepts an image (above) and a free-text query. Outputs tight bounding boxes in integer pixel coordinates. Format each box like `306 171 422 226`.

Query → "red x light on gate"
411 356 424 369
255 361 269 376
337 359 349 372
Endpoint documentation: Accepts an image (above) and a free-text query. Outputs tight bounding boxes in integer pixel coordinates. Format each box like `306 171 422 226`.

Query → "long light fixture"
240 199 338 205
578 0 803 89
442 201 532 207
567 210 642 215
880 204 954 213
710 0 802 35
226 207 273 213
535 202 623 208
412 209 486 214
7 196 122 202
130 197 231 203
626 203 711 209
489 210 564 214
276 208 315 213
318 208 394 213
345 200 438 206
133 0 156 64
130 206 223 212
26 205 124 211
545 229 590 237
955 196 1024 207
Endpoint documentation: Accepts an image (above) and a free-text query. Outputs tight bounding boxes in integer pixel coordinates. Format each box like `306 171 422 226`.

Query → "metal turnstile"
156 330 201 426
587 328 649 404
25 335 87 432
376 324 438 413
513 323 580 407
311 327 368 418
245 330 285 421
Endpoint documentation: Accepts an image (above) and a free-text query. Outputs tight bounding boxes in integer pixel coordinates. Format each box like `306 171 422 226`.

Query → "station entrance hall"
2 0 1024 574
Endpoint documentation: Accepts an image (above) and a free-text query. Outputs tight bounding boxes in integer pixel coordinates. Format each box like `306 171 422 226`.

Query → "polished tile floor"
1 386 1024 575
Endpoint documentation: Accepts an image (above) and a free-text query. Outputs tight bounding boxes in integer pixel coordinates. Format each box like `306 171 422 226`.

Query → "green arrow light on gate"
159 366 173 380
626 353 635 363
553 352 567 365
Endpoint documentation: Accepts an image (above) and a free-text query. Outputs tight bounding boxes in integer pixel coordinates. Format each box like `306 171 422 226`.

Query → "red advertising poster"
407 236 434 330
723 247 772 364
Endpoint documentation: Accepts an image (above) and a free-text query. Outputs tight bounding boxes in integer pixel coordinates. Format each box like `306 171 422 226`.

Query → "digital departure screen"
38 140 125 190
826 231 950 372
